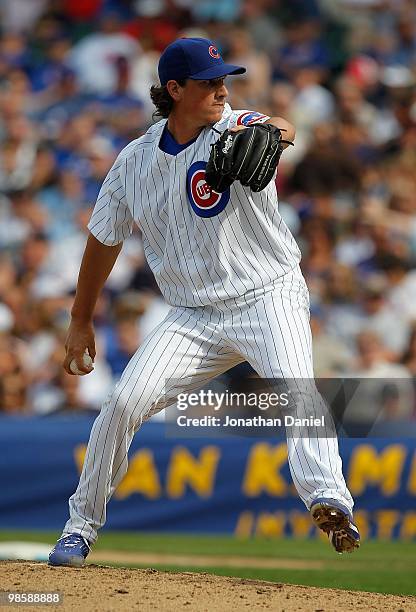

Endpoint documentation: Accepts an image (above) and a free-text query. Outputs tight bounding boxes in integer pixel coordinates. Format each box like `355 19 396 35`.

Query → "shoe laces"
59 534 89 550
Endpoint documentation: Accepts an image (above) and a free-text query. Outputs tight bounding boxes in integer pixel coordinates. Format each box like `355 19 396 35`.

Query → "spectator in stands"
344 330 414 425
325 264 366 351
291 121 361 196
272 19 329 81
0 333 29 413
310 304 353 376
101 292 147 380
225 26 272 106
359 274 410 357
67 10 140 95
401 326 416 411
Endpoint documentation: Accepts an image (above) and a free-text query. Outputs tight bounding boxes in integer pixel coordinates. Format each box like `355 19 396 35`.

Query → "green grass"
0 531 415 597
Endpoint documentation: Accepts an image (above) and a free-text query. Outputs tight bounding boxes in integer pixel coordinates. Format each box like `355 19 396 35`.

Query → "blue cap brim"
189 64 246 80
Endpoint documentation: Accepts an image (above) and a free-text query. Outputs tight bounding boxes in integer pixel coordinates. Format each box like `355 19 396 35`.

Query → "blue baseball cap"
158 37 246 86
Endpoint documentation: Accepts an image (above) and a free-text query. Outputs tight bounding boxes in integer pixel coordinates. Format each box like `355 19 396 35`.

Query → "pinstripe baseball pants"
64 267 353 543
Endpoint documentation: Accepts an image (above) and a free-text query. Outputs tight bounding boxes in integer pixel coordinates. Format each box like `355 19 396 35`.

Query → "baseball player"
49 38 360 567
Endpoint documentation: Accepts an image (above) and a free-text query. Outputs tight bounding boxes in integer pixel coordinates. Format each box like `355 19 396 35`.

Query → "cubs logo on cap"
208 45 221 59
186 161 230 218
236 111 269 126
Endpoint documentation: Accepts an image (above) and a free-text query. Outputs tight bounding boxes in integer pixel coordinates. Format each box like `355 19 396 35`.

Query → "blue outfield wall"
0 416 415 539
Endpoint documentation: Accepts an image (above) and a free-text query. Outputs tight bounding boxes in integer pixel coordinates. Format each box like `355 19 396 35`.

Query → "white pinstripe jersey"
87 104 301 307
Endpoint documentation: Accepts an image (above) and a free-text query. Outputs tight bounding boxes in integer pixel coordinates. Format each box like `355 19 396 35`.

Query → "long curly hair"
150 80 186 119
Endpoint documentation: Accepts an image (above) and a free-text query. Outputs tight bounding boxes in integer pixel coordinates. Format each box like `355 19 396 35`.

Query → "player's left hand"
205 123 293 193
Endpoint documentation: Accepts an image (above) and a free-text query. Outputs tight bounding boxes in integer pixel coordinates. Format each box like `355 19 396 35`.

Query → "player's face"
180 77 229 125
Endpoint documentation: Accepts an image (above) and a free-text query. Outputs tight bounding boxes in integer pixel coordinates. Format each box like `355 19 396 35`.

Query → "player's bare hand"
63 319 96 375
229 125 248 133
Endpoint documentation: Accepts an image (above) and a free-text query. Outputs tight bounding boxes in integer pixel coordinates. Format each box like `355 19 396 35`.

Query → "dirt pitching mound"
1 561 414 612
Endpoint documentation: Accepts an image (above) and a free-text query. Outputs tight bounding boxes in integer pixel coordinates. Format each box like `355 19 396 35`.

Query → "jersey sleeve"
227 109 271 129
87 158 134 246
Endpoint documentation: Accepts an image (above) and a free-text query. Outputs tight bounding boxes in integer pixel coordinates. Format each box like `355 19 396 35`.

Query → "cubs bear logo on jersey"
186 161 230 218
236 111 270 126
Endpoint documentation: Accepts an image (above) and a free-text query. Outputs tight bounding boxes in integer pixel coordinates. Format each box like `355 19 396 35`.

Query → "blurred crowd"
1 0 416 419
